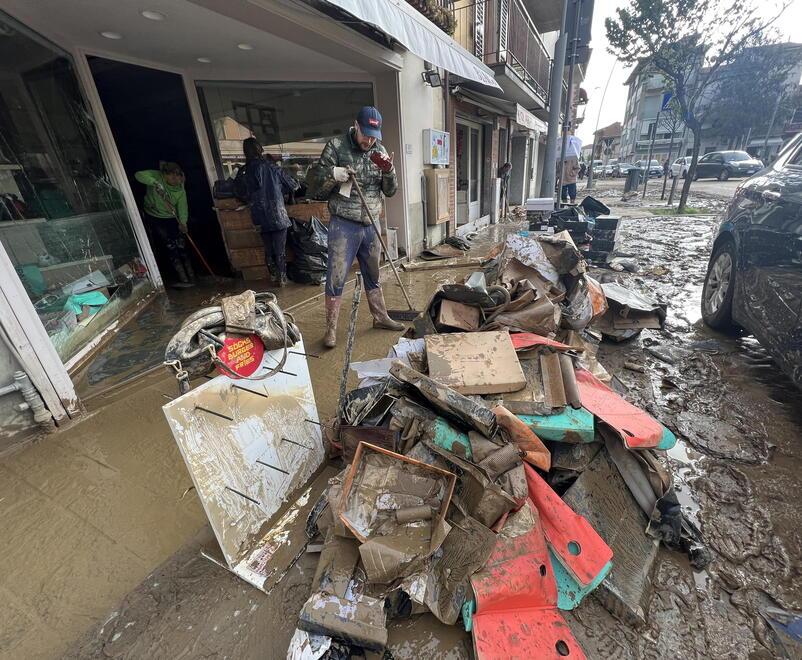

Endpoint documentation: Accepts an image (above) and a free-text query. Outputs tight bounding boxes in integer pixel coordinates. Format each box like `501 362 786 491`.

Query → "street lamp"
586 62 617 190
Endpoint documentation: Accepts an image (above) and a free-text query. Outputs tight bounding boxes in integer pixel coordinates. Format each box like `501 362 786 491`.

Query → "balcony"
451 0 552 111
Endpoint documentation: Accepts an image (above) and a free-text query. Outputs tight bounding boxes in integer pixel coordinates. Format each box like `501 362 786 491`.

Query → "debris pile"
288 229 707 658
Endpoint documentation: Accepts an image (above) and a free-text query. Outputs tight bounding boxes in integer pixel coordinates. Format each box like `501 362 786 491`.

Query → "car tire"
718 168 730 181
701 239 737 331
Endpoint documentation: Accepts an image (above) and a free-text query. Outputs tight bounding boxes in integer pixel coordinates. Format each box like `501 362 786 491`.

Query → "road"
590 175 742 202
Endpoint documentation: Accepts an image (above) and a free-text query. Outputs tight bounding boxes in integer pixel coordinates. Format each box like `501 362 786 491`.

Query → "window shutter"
474 0 485 59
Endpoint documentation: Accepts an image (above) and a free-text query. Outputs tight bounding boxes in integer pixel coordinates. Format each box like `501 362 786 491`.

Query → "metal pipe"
539 0 569 198
8 371 54 430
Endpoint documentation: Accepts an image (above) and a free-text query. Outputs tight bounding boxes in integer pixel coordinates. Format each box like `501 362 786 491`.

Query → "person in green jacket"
135 162 194 287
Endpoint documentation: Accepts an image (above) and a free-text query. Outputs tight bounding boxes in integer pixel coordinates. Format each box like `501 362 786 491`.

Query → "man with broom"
307 106 404 348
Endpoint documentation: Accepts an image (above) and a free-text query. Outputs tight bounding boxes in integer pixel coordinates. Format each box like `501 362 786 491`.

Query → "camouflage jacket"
306 128 397 225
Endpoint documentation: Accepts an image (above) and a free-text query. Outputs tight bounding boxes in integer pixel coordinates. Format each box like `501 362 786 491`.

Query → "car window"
725 152 750 161
787 144 802 168
699 154 711 163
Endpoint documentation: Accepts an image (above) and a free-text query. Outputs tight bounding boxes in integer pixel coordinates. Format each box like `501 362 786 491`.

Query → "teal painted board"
551 550 612 610
431 417 472 459
517 407 595 443
657 426 677 450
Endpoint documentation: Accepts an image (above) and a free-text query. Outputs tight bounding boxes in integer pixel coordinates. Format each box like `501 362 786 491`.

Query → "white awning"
322 0 501 90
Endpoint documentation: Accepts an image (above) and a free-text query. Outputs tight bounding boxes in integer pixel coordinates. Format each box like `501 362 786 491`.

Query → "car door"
697 153 713 177
737 138 802 383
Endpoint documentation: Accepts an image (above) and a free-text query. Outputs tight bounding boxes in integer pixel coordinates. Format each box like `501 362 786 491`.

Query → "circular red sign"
215 334 265 378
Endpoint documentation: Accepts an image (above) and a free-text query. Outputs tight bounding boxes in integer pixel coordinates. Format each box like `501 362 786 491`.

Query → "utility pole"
586 61 617 190
555 0 583 208
763 91 783 162
539 0 569 199
641 108 661 199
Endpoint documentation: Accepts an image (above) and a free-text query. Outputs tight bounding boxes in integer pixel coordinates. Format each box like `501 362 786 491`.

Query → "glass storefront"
0 16 150 362
197 81 373 183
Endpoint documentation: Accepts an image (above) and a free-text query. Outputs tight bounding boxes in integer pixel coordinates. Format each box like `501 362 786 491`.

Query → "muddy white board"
163 338 324 592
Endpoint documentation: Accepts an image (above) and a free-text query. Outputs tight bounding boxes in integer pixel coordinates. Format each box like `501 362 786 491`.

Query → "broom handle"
154 184 217 278
349 174 415 311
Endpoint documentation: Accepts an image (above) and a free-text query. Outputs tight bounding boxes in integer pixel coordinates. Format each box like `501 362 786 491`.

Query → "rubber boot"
182 253 196 283
171 257 194 289
366 288 404 331
323 295 341 348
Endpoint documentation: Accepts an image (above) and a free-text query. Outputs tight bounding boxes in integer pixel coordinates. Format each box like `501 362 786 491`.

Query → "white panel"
162 338 324 591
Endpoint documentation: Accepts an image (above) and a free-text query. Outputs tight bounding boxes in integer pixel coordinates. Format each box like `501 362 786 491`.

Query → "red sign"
216 334 265 378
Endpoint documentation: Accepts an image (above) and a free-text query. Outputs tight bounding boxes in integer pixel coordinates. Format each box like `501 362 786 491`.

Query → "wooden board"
162 338 324 592
425 331 526 395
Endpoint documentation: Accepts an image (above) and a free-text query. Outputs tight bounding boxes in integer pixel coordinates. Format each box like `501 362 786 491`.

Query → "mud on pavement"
67 210 802 660
566 210 802 659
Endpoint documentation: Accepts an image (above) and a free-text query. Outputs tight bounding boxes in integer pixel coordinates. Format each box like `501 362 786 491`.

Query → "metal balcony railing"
451 0 551 103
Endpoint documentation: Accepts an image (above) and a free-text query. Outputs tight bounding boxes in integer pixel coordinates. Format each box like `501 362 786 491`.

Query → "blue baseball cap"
356 106 382 140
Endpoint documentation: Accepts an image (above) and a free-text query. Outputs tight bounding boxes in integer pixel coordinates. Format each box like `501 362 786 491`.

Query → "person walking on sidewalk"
242 137 299 288
307 105 403 348
560 156 580 204
135 162 194 288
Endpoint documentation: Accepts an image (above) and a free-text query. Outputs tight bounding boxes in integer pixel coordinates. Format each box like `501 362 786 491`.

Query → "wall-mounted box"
423 129 450 165
424 168 450 226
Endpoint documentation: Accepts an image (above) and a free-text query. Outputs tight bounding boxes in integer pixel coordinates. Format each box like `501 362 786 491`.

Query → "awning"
452 86 547 133
322 0 501 90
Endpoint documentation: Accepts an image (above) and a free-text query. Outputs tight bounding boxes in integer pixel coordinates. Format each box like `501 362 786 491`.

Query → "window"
0 15 150 362
196 81 373 180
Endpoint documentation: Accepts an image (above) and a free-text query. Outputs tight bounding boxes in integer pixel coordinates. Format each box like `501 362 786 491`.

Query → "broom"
349 174 420 321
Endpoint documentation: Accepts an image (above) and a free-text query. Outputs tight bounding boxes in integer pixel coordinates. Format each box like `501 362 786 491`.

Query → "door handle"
762 190 782 202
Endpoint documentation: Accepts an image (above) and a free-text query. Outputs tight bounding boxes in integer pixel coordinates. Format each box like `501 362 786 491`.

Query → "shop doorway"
456 120 483 225
88 57 228 283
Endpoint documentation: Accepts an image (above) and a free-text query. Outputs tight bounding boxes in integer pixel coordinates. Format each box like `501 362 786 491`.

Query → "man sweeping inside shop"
307 106 404 348
135 162 194 288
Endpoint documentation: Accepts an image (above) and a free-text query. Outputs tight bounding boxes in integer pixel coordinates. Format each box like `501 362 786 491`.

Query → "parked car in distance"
613 162 636 177
670 156 692 178
604 164 615 177
701 132 802 388
694 150 764 181
634 159 663 177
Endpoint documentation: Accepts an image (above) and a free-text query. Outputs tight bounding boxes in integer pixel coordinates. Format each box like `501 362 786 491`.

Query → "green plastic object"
462 599 475 631
658 426 677 450
432 416 472 459
516 407 595 444
551 550 612 610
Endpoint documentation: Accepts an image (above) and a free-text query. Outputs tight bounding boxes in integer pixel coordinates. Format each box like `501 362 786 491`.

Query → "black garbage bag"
579 196 611 218
287 216 328 285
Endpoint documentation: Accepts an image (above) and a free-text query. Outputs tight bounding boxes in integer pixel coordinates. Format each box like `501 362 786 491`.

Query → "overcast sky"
576 0 802 145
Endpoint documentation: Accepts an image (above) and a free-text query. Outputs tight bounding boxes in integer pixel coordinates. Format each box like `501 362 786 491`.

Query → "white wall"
399 53 449 255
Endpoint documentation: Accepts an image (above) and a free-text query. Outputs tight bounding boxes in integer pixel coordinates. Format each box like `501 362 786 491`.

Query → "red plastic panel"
472 608 587 660
471 511 557 612
575 368 663 448
510 332 572 352
525 464 613 588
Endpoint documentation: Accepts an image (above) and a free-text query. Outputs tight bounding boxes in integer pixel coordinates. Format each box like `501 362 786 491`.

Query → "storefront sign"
515 105 547 133
216 334 265 378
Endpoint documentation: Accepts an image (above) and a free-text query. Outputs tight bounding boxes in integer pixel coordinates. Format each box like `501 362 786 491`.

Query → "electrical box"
424 168 450 225
423 129 450 165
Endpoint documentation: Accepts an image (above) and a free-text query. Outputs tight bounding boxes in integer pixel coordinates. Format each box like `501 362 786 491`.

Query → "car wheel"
701 240 737 331
718 168 730 181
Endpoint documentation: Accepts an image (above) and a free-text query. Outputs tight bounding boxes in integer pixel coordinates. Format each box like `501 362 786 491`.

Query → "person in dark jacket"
243 138 299 287
306 106 402 348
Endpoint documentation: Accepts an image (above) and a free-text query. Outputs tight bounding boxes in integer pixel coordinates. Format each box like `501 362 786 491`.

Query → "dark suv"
701 133 802 387
694 150 764 180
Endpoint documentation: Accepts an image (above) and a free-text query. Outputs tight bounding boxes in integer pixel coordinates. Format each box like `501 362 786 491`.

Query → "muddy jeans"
325 215 380 296
261 228 287 278
143 213 187 263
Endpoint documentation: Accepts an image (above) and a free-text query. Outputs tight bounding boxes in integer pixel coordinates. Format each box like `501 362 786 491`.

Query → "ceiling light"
141 10 166 21
100 31 123 40
237 43 254 51
197 57 211 63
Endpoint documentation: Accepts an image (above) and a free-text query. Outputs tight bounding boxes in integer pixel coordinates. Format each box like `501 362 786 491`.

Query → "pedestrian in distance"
561 156 580 204
307 105 404 348
135 162 195 288
498 162 512 219
242 137 299 288
579 161 587 180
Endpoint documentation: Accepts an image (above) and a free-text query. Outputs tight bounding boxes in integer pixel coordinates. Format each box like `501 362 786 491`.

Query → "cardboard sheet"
425 331 526 395
162 339 324 592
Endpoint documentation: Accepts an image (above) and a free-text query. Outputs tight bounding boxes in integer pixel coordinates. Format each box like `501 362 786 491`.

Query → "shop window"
196 81 373 186
0 16 150 363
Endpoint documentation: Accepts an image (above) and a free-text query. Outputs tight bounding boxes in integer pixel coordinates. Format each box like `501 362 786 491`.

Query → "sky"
576 0 802 145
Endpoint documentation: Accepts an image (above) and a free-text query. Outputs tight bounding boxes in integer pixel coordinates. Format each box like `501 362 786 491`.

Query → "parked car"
694 150 764 181
613 162 636 177
701 132 802 388
634 159 663 177
604 164 615 177
670 156 692 178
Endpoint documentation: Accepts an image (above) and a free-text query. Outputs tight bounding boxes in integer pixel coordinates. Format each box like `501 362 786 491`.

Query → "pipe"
421 173 429 250
0 371 55 431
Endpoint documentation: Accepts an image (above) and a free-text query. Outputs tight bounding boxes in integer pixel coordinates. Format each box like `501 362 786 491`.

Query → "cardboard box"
425 331 526 395
436 299 481 332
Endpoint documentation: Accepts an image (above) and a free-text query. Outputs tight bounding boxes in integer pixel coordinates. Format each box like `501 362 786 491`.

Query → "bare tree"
606 0 789 211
